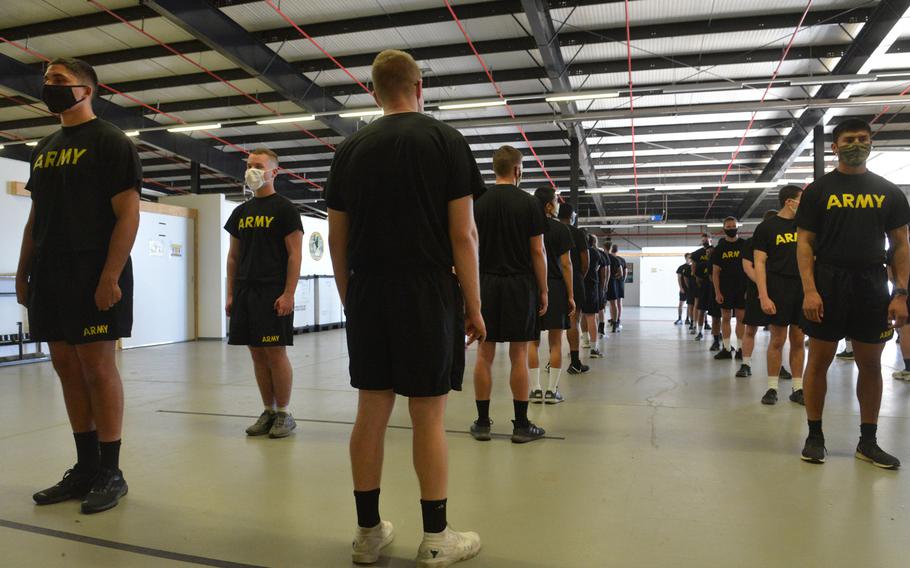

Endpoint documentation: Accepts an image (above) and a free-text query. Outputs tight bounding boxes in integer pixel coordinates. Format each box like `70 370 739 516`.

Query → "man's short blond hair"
372 49 421 101
249 147 279 166
492 145 523 177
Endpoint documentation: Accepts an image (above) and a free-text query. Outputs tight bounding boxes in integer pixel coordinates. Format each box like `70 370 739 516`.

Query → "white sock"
732 337 739 350
698 324 704 333
793 377 803 391
768 376 779 391
265 404 276 413
723 338 731 350
743 357 752 366
845 340 853 352
533 368 542 391
277 405 289 414
547 369 562 392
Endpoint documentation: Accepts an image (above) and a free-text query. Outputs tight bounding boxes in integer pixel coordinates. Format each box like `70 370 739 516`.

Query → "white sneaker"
416 526 481 567
892 370 910 381
352 520 394 564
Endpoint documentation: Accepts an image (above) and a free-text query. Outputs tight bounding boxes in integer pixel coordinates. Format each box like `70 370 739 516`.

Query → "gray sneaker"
511 420 545 444
269 411 297 438
246 410 276 436
470 420 492 441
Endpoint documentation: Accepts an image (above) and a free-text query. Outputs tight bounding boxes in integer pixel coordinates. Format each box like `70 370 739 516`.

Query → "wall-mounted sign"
170 243 183 257
148 240 164 257
309 232 325 261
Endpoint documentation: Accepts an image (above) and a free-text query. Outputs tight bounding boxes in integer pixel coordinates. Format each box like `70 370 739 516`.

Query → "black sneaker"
801 436 826 464
469 420 492 441
761 388 778 405
81 468 128 514
510 420 545 444
735 364 752 378
567 362 589 375
674 319 682 325
836 350 854 360
33 466 98 505
694 333 704 341
713 348 732 360
789 389 805 406
611 322 618 333
685 319 691 326
543 390 564 404
529 389 544 404
735 349 743 361
855 440 901 469
709 340 721 352
779 367 792 380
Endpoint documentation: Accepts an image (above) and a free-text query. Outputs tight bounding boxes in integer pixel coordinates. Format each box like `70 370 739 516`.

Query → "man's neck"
494 177 517 186
778 209 796 220
725 237 737 243
382 100 419 116
59 105 95 127
837 162 867 175
254 185 276 198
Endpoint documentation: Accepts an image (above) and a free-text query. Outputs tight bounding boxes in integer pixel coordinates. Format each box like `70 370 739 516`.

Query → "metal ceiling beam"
0 51 245 181
522 0 602 212
737 0 910 218
143 0 354 138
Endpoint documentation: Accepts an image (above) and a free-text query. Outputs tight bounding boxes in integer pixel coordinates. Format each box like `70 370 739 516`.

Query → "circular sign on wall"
309 231 325 261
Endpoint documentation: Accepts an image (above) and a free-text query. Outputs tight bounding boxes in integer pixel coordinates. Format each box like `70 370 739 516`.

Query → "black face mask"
41 84 88 114
724 228 738 238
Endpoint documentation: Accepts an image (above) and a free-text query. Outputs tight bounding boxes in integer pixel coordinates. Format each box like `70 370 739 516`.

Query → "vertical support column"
190 160 201 193
813 124 825 180
569 134 579 214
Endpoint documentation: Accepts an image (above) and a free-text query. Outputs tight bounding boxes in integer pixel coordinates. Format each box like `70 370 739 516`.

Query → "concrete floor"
1 307 909 567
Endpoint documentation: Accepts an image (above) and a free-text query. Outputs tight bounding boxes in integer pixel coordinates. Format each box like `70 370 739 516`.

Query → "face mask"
245 168 267 191
789 200 800 213
837 142 871 167
702 240 710 247
724 228 738 238
41 84 87 114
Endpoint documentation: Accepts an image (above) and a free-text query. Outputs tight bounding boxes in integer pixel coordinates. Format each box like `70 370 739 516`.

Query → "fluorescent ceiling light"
652 184 705 191
256 115 316 125
662 81 742 94
588 187 631 194
124 131 140 137
875 70 910 78
438 100 506 110
724 181 779 189
545 91 619 103
706 222 744 228
339 109 384 118
789 74 876 86
166 123 221 133
26 141 38 146
653 224 688 228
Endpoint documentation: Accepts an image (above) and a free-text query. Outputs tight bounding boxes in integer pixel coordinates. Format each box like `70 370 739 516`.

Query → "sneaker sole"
530 399 544 404
800 454 825 464
761 399 777 405
543 399 564 405
470 432 492 442
34 489 92 506
416 545 482 568
246 429 272 436
855 452 900 469
269 424 297 438
352 532 395 564
511 434 545 444
81 485 128 515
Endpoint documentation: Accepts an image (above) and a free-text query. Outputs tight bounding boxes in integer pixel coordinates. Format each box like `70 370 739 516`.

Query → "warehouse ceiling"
1 0 909 229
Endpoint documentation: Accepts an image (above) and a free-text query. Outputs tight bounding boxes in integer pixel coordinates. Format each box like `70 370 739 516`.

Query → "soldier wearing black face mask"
796 118 910 469
17 58 141 514
690 234 714 341
711 218 747 360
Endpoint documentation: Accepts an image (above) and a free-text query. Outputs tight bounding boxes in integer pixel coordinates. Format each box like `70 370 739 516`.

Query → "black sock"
904 358 910 371
860 423 877 443
420 498 447 534
570 350 580 366
475 400 491 425
808 420 823 439
354 489 381 528
513 400 529 428
73 431 100 472
99 440 121 472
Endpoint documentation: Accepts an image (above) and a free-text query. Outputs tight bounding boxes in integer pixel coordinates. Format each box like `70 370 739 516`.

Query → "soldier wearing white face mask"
224 148 305 439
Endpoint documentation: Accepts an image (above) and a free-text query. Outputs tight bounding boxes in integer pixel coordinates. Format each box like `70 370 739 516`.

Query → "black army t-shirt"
474 184 548 275
711 238 746 285
585 245 603 286
677 263 691 285
225 194 303 286
796 169 910 267
567 224 588 276
752 215 799 277
27 118 142 256
543 218 574 280
325 112 485 273
610 254 626 281
691 246 712 279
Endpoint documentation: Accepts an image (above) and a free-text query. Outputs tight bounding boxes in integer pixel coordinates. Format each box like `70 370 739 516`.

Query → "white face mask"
245 168 267 191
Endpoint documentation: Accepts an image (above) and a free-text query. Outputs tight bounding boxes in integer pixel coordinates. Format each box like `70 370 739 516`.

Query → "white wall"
0 157 32 274
637 247 694 308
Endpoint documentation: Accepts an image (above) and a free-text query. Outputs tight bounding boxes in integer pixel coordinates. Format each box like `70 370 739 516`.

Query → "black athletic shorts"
766 273 803 327
28 253 133 345
346 270 465 396
481 273 539 343
614 279 625 300
581 278 600 315
229 284 294 347
719 279 746 311
685 281 697 305
605 280 616 301
696 279 717 314
573 273 585 319
679 290 687 302
743 284 767 327
800 263 893 344
539 277 570 331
